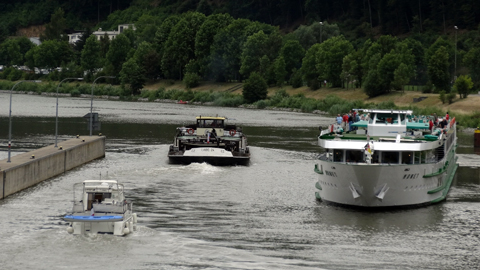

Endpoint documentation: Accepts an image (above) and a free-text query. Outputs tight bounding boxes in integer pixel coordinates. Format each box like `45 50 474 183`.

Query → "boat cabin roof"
80 180 122 191
83 180 118 184
196 116 226 120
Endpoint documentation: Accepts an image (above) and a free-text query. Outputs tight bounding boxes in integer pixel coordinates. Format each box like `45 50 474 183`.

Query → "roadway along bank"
0 136 106 199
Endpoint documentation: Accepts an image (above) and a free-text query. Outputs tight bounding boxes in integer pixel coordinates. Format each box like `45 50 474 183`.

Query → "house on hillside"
68 24 135 44
29 37 41 45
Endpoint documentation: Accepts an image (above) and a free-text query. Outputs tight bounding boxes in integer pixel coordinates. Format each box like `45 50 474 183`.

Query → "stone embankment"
0 136 105 200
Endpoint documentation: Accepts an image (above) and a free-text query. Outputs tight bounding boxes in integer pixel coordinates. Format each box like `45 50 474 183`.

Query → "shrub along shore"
1 80 479 129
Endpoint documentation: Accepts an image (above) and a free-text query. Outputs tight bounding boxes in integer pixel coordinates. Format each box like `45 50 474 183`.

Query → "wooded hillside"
0 0 479 104
2 0 479 38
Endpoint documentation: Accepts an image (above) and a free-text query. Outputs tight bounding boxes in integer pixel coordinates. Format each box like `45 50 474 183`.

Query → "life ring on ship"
229 129 236 136
187 128 194 135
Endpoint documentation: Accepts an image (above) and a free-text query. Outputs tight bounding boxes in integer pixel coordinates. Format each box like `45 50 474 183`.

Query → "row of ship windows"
318 181 439 191
325 172 420 179
326 149 438 164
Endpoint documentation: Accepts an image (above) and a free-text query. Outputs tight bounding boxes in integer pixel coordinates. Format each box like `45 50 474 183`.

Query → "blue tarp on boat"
64 215 123 222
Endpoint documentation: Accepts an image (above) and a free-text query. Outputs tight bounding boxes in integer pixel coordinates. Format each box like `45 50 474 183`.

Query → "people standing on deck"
438 118 444 128
348 113 354 132
342 113 348 130
440 118 448 129
336 114 342 125
445 112 449 121
355 112 360 128
429 118 434 133
433 113 438 126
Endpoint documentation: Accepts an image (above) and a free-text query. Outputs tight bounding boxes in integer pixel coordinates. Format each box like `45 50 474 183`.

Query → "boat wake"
185 162 224 174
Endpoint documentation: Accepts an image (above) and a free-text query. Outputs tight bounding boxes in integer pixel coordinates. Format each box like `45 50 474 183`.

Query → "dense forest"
2 0 480 36
0 0 479 102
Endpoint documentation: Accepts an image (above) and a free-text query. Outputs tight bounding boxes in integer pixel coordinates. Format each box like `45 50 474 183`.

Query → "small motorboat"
63 180 137 236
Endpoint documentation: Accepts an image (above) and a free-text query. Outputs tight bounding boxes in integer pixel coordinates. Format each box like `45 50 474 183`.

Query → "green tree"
289 68 303 88
99 33 111 59
404 38 426 84
240 30 269 78
341 54 356 90
135 14 160 44
393 63 412 91
16 37 35 59
463 47 480 89
243 72 267 103
153 15 181 56
24 46 38 71
439 90 446 104
301 43 322 89
195 13 234 77
81 35 101 79
375 35 398 56
133 41 160 80
280 39 305 79
104 34 132 77
120 58 146 96
209 18 253 82
0 25 7 44
427 46 450 92
293 21 340 49
425 37 454 71
454 75 473 98
161 12 206 80
34 40 73 69
363 53 384 97
183 72 201 88
40 8 67 42
259 55 275 85
273 56 287 86
317 35 353 87
377 52 401 91
0 38 22 66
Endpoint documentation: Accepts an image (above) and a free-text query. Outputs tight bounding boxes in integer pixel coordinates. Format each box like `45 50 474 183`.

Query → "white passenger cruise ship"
315 109 458 208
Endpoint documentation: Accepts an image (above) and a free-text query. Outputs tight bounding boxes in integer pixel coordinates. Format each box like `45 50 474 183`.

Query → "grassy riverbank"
144 80 480 115
2 79 480 128
143 80 480 127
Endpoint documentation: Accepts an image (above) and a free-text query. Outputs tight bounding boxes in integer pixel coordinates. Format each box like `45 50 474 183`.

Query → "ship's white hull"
315 153 458 208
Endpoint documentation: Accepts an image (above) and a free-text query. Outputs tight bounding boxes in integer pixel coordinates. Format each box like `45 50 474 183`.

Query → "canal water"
0 93 479 269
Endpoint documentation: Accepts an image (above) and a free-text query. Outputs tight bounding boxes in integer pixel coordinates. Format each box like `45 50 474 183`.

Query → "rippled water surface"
0 93 479 269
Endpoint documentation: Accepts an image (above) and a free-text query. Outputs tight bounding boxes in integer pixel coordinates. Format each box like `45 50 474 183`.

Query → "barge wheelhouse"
168 116 250 166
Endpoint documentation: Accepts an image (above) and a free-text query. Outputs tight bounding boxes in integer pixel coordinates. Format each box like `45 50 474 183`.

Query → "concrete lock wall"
1 136 105 200
65 138 105 171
